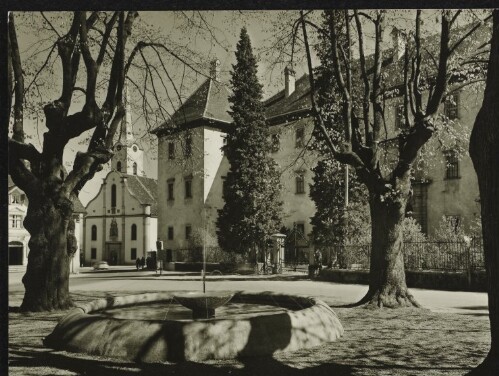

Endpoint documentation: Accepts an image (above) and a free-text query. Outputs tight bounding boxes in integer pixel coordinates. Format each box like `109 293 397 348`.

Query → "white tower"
111 83 144 176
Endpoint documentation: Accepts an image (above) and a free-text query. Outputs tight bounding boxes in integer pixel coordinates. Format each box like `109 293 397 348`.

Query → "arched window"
111 184 117 207
131 224 137 240
91 225 97 241
117 161 122 172
133 162 137 175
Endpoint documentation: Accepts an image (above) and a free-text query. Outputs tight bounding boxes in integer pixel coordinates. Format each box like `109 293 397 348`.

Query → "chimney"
284 66 296 98
210 59 221 81
391 27 407 61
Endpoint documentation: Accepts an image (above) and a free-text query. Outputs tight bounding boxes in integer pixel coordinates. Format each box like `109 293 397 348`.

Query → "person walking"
136 257 141 271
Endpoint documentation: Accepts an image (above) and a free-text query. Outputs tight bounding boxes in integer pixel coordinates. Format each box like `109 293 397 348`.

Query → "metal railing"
168 239 485 273
320 238 484 272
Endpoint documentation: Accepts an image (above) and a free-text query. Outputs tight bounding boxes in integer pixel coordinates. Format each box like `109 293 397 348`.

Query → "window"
10 215 22 228
117 161 122 172
10 194 20 204
167 179 175 201
91 225 97 241
133 145 138 152
168 142 175 160
131 248 137 260
133 162 138 175
407 181 428 234
296 223 305 237
295 175 305 194
295 127 304 148
444 92 460 120
445 215 461 233
445 150 459 179
222 176 228 198
168 226 174 240
271 134 280 153
395 104 405 129
185 225 192 240
111 184 117 208
185 178 192 199
222 136 227 155
184 134 192 157
131 224 137 240
91 248 97 259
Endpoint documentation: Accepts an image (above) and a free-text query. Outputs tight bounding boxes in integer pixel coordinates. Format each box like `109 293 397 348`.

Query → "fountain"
173 290 234 319
44 209 344 362
172 205 234 319
44 291 344 362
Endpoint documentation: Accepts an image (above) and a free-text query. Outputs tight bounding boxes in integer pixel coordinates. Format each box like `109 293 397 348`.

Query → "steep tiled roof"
264 74 312 121
152 79 232 135
125 175 158 216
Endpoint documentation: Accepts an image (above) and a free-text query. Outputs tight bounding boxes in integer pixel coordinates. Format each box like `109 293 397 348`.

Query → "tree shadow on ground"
9 348 353 376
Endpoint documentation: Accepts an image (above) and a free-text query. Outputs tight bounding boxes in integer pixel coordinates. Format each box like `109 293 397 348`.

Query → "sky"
14 10 481 205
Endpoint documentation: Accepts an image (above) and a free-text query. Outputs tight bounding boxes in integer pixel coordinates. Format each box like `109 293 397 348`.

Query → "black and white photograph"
4 4 499 375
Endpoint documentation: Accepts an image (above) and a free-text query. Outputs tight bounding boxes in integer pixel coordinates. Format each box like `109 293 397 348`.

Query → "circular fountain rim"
44 291 344 362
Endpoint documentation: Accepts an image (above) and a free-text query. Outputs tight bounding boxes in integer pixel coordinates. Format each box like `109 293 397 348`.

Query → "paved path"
9 266 488 316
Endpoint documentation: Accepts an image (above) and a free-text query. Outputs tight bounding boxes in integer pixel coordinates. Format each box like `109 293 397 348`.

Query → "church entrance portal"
105 242 122 265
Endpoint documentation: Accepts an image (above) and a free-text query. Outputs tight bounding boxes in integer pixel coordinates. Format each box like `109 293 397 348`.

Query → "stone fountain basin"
44 291 344 362
173 291 234 311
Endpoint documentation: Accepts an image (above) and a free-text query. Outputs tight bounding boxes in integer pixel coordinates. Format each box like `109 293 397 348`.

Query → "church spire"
111 83 145 176
120 82 134 144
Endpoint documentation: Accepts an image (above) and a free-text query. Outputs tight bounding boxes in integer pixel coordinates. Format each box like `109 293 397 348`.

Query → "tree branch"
354 10 371 144
8 139 42 164
9 13 25 143
450 14 492 55
300 11 365 169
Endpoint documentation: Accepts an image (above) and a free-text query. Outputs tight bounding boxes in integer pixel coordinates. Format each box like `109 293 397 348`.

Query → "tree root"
465 351 499 376
357 287 421 309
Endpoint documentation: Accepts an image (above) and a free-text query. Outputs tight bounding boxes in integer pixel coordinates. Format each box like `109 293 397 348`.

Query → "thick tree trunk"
20 193 73 312
468 11 499 374
358 180 419 308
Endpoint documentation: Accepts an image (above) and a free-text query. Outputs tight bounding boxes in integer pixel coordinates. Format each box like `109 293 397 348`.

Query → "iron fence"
320 238 484 272
169 239 485 273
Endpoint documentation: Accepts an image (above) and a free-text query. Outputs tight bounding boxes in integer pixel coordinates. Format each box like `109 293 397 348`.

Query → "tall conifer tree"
217 27 282 258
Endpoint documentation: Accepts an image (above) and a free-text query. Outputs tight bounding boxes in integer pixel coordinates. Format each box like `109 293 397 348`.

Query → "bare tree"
300 9 490 308
469 9 499 375
8 11 224 312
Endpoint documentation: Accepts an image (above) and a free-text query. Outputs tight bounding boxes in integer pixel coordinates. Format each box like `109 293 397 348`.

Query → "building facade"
8 176 85 273
83 90 158 266
153 50 483 260
153 61 319 260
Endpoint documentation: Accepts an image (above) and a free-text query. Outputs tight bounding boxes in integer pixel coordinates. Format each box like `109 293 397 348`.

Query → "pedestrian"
136 257 140 271
141 256 145 270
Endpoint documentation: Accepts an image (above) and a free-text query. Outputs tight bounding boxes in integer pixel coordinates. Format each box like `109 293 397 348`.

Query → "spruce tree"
217 27 282 259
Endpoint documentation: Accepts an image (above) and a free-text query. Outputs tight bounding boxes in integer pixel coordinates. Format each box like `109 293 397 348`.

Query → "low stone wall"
317 268 487 292
44 292 344 362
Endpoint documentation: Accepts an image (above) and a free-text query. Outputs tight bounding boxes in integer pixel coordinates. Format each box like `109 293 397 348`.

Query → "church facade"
83 90 158 266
